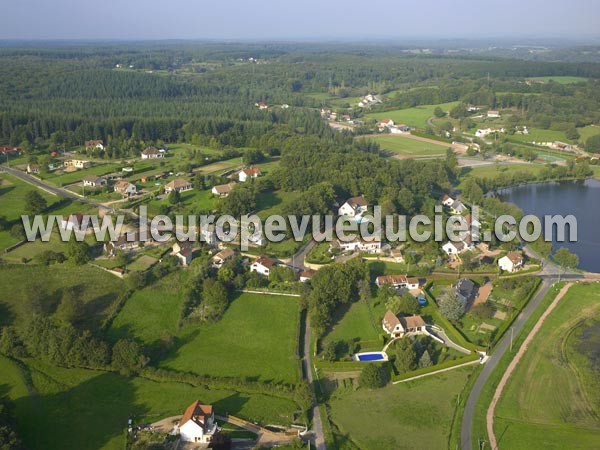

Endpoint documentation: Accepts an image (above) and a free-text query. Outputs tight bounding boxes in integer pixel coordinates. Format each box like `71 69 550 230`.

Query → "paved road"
302 316 326 450
3 166 106 208
285 239 316 271
460 277 555 450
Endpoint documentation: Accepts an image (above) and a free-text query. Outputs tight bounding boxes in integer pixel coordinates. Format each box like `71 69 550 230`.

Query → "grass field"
527 76 588 84
492 283 600 449
256 190 302 220
326 367 473 450
108 271 188 348
366 135 448 156
507 128 572 144
0 173 99 250
325 300 380 345
577 125 600 142
197 157 241 175
159 292 301 384
0 356 297 450
458 163 546 189
366 101 460 129
0 264 125 331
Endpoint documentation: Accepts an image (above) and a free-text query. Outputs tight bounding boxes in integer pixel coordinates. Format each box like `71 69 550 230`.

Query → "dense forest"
2 43 600 153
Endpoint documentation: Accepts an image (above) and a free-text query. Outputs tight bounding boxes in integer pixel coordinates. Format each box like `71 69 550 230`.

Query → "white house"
487 110 501 119
449 199 467 215
389 124 411 134
300 269 316 282
211 248 235 269
338 196 368 217
442 241 464 255
82 174 107 187
26 164 40 174
114 181 137 196
141 147 164 159
332 236 382 254
178 401 218 444
378 118 395 131
375 274 420 290
498 251 524 273
238 166 261 182
164 178 192 194
442 235 474 256
64 159 91 169
382 310 427 338
250 255 277 276
211 182 236 198
85 140 104 151
441 194 455 207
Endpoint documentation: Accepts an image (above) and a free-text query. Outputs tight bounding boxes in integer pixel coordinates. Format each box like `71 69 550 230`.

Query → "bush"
359 363 390 389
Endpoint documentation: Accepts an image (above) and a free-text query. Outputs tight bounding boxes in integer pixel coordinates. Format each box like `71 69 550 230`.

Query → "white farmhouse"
338 196 367 217
177 401 218 444
498 251 524 273
250 255 277 276
238 166 261 182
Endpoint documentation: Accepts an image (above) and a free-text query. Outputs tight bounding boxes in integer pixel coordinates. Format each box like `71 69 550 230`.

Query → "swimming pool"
353 352 388 362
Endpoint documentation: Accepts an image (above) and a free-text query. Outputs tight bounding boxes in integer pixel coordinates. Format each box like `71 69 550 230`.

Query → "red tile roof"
179 401 213 428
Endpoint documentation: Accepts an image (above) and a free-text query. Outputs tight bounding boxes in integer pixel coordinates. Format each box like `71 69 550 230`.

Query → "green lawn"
527 76 588 84
325 300 380 346
0 356 296 450
366 101 460 129
493 283 600 449
0 264 125 331
160 292 300 384
326 367 473 450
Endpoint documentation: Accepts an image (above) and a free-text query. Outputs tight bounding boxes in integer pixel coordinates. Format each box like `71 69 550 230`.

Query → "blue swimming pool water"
357 353 385 361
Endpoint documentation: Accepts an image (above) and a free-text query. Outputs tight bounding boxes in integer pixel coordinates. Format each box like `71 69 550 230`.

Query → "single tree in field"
553 247 579 280
359 364 389 389
438 291 465 322
24 190 47 215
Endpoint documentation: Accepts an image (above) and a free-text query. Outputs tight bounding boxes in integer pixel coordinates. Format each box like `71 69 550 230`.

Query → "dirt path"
486 282 573 450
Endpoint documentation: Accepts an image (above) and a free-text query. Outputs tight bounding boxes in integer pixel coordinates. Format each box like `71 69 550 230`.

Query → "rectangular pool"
354 352 388 362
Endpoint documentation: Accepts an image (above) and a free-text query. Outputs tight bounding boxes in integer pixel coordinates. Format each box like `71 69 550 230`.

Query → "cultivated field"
160 292 301 384
366 134 449 157
493 283 600 449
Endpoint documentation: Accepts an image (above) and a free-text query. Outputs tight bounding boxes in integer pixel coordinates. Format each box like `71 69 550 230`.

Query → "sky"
0 0 599 41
